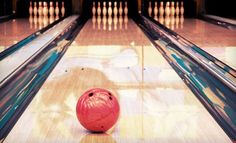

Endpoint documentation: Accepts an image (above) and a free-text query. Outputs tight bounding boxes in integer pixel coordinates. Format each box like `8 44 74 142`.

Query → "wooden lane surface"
4 19 232 143
173 18 236 69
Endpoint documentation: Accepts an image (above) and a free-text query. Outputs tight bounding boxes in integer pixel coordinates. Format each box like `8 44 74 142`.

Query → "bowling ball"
76 88 120 132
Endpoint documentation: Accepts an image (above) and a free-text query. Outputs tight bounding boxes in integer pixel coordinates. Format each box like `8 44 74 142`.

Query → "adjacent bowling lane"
0 16 56 53
172 18 236 69
4 18 231 142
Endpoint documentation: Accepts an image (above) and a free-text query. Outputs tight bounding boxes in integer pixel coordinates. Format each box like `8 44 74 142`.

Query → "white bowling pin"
180 14 184 28
154 2 158 18
33 2 37 17
159 2 164 17
108 15 112 31
103 16 107 30
92 2 96 16
38 15 43 29
114 2 118 17
124 2 128 16
170 15 175 30
180 1 184 16
49 2 54 16
159 15 164 24
43 2 48 17
175 2 180 16
102 2 107 17
97 2 101 16
175 15 179 29
61 2 65 17
29 1 33 16
92 15 96 29
148 1 152 17
119 15 123 29
165 1 170 17
55 2 59 17
33 15 38 29
165 16 170 28
97 16 101 30
43 15 49 27
113 16 118 30
108 2 112 17
171 2 175 16
38 2 43 16
29 15 33 28
119 2 123 17
124 15 128 29
49 15 55 24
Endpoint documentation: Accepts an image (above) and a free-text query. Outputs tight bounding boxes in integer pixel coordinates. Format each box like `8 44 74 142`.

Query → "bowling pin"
43 15 49 27
180 1 184 16
165 16 170 28
97 16 101 30
97 2 101 16
119 14 123 29
175 15 179 29
154 15 158 21
43 2 48 17
180 14 184 28
119 2 123 17
165 1 170 17
103 15 107 30
175 2 180 16
124 2 128 16
92 15 96 29
33 2 37 17
113 16 118 30
114 2 118 17
33 15 38 29
124 15 128 29
38 15 43 29
49 2 54 17
49 15 55 24
55 2 59 17
154 2 158 18
92 2 96 16
108 2 112 17
159 2 164 17
102 2 107 18
55 15 59 20
170 15 175 30
61 2 65 17
29 15 33 28
159 15 164 24
108 15 112 31
38 2 43 16
148 1 152 17
29 1 33 16
171 2 175 16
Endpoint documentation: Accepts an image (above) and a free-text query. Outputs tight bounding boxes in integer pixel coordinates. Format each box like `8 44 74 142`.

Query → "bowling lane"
172 18 236 69
4 18 231 142
0 16 54 53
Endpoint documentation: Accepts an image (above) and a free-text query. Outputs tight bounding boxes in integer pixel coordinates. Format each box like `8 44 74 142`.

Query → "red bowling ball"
76 88 120 132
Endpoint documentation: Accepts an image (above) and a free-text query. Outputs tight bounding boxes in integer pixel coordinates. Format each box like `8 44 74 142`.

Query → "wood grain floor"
4 18 232 143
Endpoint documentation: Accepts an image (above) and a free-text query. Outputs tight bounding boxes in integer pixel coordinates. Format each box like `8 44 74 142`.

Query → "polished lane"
0 16 55 53
4 18 231 143
173 18 236 69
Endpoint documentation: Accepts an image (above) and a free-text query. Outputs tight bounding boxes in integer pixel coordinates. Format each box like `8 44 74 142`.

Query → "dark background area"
205 0 236 18
0 0 236 18
0 0 12 16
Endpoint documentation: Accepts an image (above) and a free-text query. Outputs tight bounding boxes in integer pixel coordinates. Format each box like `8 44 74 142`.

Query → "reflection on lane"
140 16 236 140
92 15 128 31
0 15 57 54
